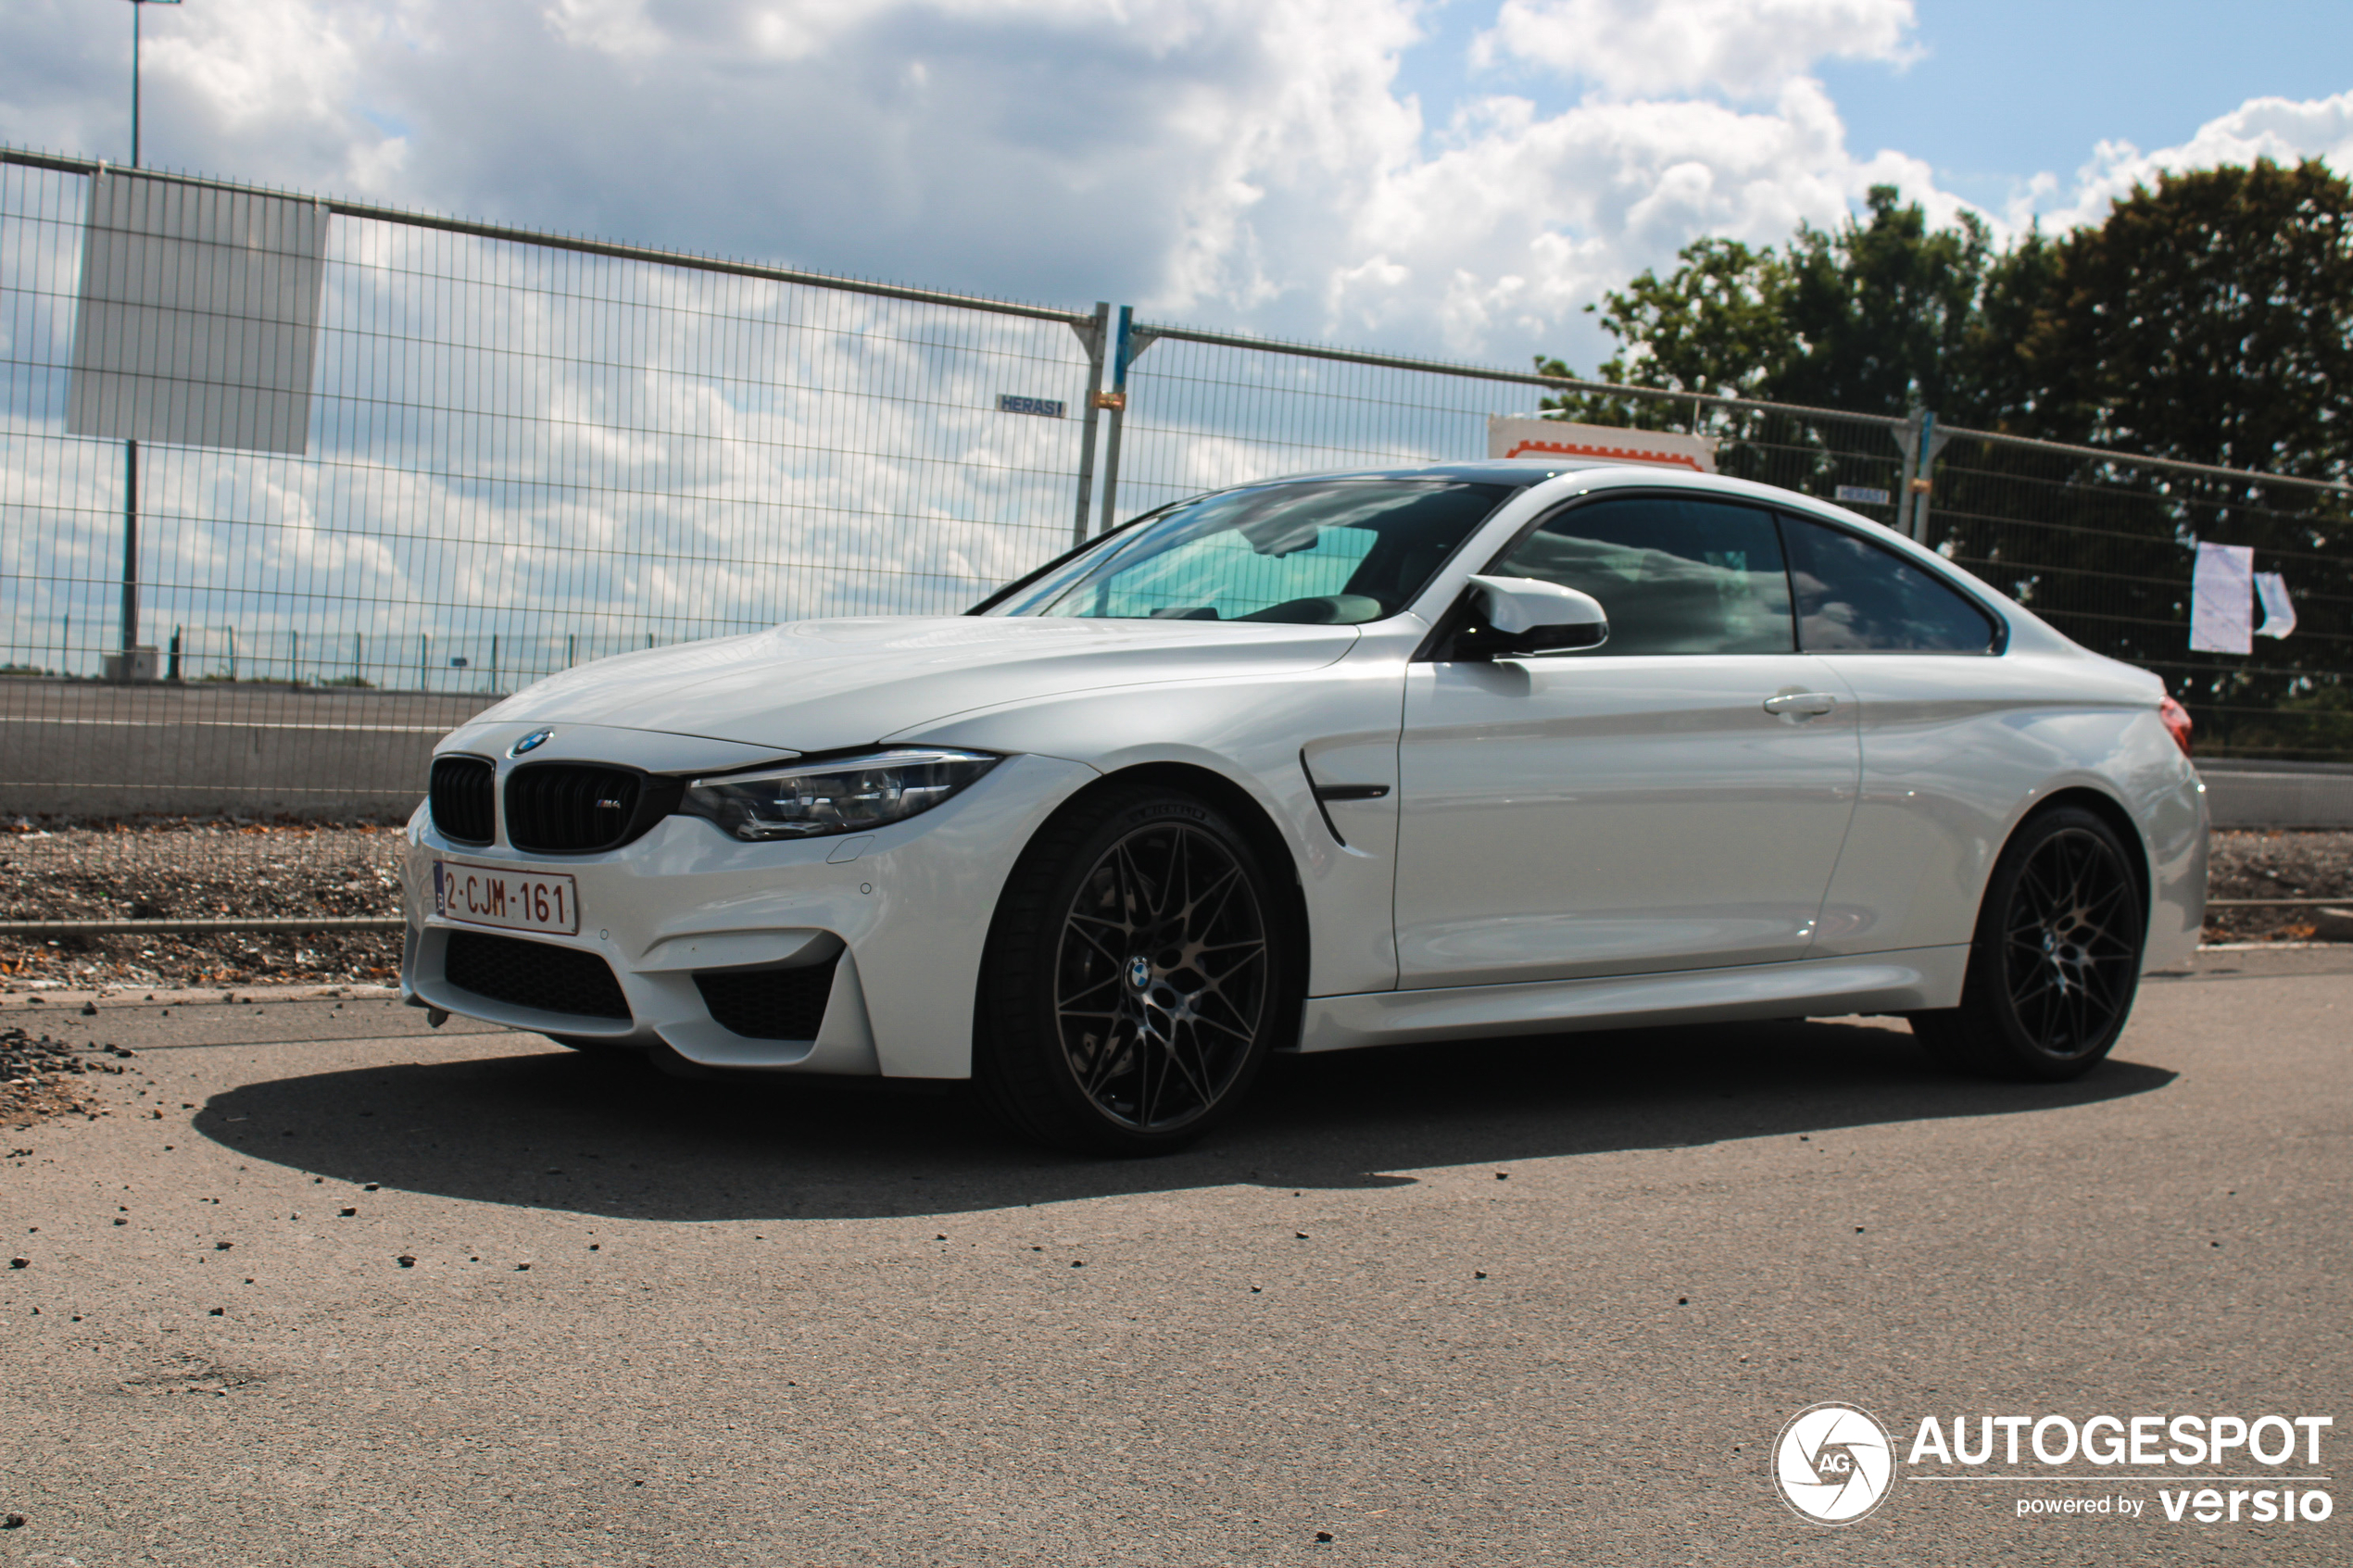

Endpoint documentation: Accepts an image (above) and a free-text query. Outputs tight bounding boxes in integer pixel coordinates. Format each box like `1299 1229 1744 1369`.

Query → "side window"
1780 513 1999 653
1489 495 1793 655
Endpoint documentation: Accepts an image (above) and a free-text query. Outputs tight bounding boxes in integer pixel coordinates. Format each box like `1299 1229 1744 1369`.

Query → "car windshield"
981 479 1514 624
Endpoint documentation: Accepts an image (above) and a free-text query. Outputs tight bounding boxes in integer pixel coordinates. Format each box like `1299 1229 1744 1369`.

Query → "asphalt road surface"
3 947 2347 1566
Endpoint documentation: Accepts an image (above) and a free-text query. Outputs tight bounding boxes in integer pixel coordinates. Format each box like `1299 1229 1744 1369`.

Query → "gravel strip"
2 819 404 990
2202 829 2353 942
3 819 2347 992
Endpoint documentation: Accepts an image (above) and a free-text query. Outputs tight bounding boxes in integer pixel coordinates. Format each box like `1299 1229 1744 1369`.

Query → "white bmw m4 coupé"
402 460 2208 1154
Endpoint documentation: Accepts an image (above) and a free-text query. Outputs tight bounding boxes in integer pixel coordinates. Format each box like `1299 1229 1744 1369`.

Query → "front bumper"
399 749 1098 1078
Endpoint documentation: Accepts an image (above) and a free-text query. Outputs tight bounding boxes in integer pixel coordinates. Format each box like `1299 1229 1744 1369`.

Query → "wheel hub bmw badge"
1126 956 1152 992
510 729 554 757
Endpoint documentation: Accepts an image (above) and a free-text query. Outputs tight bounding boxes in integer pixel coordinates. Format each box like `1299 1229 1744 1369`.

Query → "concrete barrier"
0 678 496 819
7 675 2353 830
2197 760 2353 831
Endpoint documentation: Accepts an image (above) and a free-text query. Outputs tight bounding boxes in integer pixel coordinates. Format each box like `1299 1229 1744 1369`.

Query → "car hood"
463 616 1362 752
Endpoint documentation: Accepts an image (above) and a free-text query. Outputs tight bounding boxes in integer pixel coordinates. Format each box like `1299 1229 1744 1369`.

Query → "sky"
6 0 2352 375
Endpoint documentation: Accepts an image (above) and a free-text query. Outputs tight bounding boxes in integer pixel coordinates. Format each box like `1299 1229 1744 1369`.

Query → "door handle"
1763 692 1840 717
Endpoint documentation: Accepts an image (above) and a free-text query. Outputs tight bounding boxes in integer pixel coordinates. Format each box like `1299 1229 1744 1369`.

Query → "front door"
1393 493 1860 986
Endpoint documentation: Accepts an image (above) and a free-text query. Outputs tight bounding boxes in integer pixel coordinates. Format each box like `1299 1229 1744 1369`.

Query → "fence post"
1893 409 1922 533
1906 409 1950 543
350 632 360 684
1070 302 1109 550
119 438 140 667
1097 307 1163 537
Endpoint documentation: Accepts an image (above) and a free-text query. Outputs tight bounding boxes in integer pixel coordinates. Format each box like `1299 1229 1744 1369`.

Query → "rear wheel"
1911 806 2145 1080
977 784 1293 1156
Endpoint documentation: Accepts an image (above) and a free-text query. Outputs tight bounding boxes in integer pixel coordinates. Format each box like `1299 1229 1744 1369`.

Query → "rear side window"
1488 495 1794 655
1780 513 1999 653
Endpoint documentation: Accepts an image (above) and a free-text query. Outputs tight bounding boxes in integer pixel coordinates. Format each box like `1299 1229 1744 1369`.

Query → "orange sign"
1486 417 1718 473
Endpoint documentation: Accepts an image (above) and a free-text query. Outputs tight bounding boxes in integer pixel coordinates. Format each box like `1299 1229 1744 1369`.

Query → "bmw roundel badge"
510 728 554 757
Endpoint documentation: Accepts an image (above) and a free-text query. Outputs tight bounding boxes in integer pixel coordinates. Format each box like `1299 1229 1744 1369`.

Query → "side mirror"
1463 574 1609 657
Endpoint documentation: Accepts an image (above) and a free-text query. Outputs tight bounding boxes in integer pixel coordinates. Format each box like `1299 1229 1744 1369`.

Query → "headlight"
677 749 1001 841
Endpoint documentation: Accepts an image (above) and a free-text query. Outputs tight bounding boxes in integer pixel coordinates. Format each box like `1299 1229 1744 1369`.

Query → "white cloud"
4 3 2349 371
1475 0 1919 100
8 2 2353 659
2026 89 2353 232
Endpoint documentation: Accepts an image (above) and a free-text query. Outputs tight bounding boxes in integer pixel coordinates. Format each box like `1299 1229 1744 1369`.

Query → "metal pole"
1907 409 1934 540
1097 306 1135 538
131 1 141 168
1891 409 1921 533
119 1 182 673
1070 302 1108 550
120 439 140 661
1909 411 1950 544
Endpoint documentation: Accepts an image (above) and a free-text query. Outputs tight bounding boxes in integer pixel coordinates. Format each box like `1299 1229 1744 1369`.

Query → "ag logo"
510 729 554 757
1772 1402 1895 1524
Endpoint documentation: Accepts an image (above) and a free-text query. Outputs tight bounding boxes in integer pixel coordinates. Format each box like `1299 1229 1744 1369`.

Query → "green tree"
1777 191 1994 415
1539 160 2353 477
2002 157 2353 479
1533 161 2353 759
1989 159 2353 758
1534 237 1792 425
1535 186 1998 422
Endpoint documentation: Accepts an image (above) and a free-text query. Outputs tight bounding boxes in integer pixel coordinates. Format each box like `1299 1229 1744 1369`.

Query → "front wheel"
976 784 1294 1156
1911 806 2146 1080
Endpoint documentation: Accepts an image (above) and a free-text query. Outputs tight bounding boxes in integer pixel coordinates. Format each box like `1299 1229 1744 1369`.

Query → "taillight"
2158 694 2194 757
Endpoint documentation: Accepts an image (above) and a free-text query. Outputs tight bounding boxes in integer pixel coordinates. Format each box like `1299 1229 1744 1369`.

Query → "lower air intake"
444 931 632 1021
695 956 840 1040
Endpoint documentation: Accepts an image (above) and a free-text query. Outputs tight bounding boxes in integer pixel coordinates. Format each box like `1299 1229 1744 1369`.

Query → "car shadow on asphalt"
189 1018 2178 1221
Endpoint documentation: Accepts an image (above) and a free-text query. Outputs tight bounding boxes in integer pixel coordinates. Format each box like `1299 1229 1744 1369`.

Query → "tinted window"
986 480 1509 623
1780 513 1998 653
1489 495 1793 655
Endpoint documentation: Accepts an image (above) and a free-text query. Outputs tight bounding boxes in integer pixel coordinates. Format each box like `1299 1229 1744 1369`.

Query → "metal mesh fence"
5 144 2349 946
1103 326 1913 531
3 153 1103 830
1926 432 2353 762
1105 326 2353 767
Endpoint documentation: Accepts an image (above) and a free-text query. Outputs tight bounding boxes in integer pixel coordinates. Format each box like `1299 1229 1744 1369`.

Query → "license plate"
433 861 581 935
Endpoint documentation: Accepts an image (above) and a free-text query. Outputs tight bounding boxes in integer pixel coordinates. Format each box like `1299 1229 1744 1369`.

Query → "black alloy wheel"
1912 806 2146 1080
978 785 1292 1155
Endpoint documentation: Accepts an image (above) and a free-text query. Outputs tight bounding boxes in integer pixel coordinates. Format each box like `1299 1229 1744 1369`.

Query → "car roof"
1246 458 1616 488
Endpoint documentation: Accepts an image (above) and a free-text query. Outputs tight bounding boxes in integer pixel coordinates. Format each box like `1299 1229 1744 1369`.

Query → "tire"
976 784 1295 1156
1911 805 2146 1081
